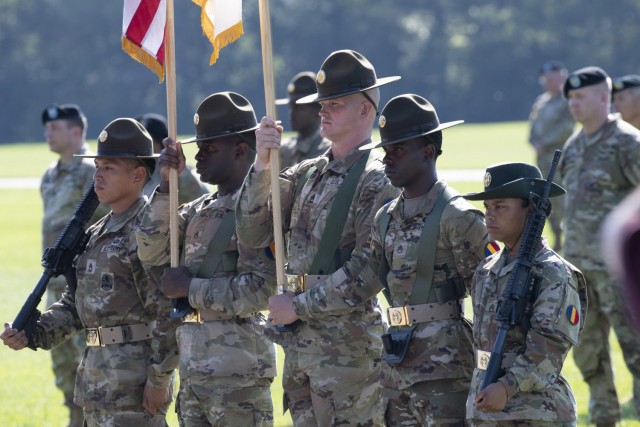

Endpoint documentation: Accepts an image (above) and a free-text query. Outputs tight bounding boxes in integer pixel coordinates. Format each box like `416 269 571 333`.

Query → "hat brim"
181 125 259 144
75 153 160 159
275 97 289 106
296 75 401 104
359 120 464 151
462 178 566 201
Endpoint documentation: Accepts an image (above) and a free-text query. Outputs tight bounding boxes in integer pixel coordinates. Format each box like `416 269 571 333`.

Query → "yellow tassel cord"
122 36 165 82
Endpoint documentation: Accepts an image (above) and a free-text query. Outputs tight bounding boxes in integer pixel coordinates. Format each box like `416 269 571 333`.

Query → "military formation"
1 49 640 427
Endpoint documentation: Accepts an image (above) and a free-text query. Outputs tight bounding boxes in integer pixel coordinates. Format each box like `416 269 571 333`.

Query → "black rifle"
480 150 561 390
12 183 100 341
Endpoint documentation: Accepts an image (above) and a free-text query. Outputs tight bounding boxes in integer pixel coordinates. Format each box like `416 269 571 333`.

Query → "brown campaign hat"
76 118 158 159
296 49 400 104
276 71 318 105
182 91 258 146
360 94 463 150
463 162 565 201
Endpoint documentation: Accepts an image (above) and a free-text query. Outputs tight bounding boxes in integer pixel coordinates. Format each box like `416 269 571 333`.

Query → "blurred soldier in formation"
612 74 640 130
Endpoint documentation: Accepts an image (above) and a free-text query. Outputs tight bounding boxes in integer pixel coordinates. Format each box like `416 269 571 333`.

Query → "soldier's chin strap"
361 92 379 116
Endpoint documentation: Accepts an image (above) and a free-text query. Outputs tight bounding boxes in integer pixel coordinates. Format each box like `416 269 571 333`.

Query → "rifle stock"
12 184 100 333
480 150 561 389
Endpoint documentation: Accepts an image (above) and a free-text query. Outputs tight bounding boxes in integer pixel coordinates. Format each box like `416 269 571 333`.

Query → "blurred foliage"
1 0 639 143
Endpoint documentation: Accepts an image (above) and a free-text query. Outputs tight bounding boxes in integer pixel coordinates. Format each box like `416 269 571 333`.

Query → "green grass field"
0 122 637 426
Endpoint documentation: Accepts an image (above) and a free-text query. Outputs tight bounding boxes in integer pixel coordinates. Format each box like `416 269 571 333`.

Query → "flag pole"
257 0 286 290
165 0 180 267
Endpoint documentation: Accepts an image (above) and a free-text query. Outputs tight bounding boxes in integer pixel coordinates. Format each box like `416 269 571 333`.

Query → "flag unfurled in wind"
122 0 167 81
193 0 244 65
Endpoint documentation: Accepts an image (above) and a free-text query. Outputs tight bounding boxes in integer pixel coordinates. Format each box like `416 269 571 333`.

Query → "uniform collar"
314 138 373 174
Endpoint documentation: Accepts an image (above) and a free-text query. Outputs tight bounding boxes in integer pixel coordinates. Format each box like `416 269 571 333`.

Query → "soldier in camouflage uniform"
560 66 640 426
528 61 575 251
463 162 587 427
296 94 491 426
275 72 331 169
2 118 178 426
612 74 640 130
40 104 108 427
136 113 210 203
236 49 400 426
136 92 277 426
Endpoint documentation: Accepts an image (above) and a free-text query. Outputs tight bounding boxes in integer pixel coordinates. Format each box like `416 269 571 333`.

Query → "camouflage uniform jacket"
236 141 400 357
279 129 332 169
528 92 575 155
143 164 210 205
40 144 108 248
467 243 587 421
31 197 178 411
136 190 277 380
296 180 490 388
560 115 640 271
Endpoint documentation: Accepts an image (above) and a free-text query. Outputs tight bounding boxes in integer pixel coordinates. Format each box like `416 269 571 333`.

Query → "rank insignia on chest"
485 241 500 256
101 273 114 291
567 305 579 325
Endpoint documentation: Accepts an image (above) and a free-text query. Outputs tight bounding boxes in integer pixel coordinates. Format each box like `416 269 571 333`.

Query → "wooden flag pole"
257 0 287 290
165 0 179 268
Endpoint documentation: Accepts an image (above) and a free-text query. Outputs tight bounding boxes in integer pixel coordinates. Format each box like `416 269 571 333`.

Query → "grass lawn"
0 122 637 426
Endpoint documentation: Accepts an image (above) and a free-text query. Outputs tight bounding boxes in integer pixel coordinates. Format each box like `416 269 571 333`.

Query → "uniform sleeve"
293 172 398 319
31 287 84 350
187 237 277 316
617 132 640 187
498 264 584 399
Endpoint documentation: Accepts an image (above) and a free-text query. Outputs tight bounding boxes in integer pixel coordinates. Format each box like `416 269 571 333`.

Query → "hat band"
318 77 378 98
196 123 255 141
381 119 440 143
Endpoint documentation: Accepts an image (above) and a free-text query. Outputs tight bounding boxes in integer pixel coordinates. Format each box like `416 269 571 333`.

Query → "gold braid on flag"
193 0 244 65
122 38 165 82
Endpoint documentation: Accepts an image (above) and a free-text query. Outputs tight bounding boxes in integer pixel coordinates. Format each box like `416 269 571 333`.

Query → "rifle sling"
196 209 237 278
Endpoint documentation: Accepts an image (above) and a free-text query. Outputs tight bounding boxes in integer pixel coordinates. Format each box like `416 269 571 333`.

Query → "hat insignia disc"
194 113 200 125
317 70 326 84
484 172 492 188
98 131 108 143
378 115 387 128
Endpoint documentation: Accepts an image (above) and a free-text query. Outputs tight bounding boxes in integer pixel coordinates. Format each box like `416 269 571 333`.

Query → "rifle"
480 150 561 390
12 183 100 342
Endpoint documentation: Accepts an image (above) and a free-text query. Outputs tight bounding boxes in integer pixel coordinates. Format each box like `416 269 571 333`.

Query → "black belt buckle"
275 320 302 332
170 297 194 319
382 327 415 365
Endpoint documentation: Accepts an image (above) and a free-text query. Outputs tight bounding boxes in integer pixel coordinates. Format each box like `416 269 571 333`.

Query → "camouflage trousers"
572 269 640 424
470 421 576 427
176 376 273 427
47 278 85 408
83 407 168 427
383 377 469 427
282 349 383 426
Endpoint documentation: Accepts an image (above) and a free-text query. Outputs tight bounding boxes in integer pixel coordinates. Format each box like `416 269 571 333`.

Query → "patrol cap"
463 162 565 201
42 104 85 125
360 94 463 150
296 49 400 105
182 91 258 147
540 60 566 74
612 75 640 94
562 66 609 98
275 72 318 105
135 113 168 143
76 118 158 160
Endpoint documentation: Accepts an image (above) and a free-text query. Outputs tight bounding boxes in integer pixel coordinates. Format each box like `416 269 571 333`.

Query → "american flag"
122 0 167 81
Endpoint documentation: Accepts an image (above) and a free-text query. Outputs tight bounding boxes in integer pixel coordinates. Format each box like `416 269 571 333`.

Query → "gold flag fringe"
122 37 165 82
193 0 244 65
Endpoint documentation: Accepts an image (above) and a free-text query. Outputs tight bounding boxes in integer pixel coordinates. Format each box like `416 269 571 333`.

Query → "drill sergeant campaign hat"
360 94 463 150
463 162 565 201
296 49 401 109
42 104 86 125
76 118 159 174
612 74 640 95
275 71 318 105
562 66 610 98
181 91 258 148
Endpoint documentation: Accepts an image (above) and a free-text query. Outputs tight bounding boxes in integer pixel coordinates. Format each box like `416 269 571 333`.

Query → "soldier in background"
40 104 108 427
136 92 277 425
528 61 575 251
2 118 178 426
463 162 586 426
560 66 640 426
136 113 210 203
236 49 400 426
275 71 331 169
612 74 640 130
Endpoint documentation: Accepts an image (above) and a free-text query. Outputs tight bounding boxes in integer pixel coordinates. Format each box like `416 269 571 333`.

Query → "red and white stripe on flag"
193 0 243 65
122 0 166 81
